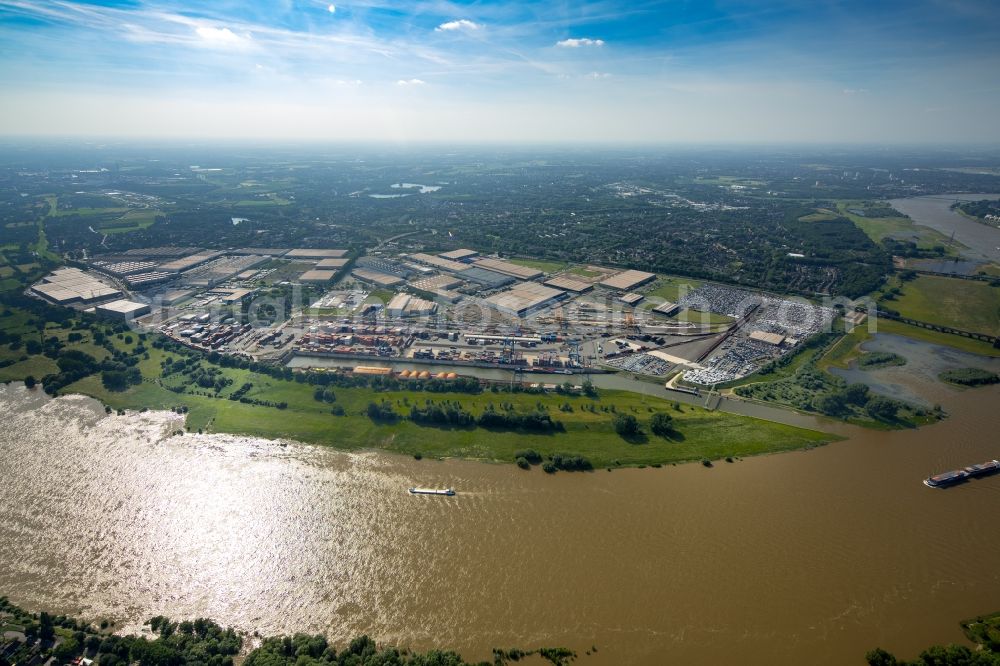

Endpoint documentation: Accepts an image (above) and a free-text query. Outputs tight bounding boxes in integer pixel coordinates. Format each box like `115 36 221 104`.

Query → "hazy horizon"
2 0 999 144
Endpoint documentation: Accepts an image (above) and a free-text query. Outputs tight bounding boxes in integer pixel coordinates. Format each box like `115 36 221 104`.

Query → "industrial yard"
27 244 841 386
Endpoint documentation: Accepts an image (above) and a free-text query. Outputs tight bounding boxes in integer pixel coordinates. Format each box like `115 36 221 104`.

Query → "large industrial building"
233 247 291 257
315 257 349 269
600 269 657 291
545 275 594 293
159 251 223 273
352 268 404 287
749 330 786 346
91 259 158 276
456 266 515 289
472 257 544 280
410 274 463 291
181 255 268 288
652 301 681 316
299 269 337 284
95 299 151 320
124 271 174 288
439 248 478 261
355 256 412 278
619 292 645 306
407 253 469 273
486 282 566 317
387 293 437 317
285 248 348 260
31 268 121 304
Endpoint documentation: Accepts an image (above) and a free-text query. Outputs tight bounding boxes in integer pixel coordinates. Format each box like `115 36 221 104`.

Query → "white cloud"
327 4 336 13
396 78 426 86
195 25 250 48
435 19 481 32
587 72 611 79
842 88 868 95
556 38 604 48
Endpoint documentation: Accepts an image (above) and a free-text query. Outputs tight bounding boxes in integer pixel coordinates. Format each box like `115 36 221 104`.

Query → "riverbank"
56 374 838 470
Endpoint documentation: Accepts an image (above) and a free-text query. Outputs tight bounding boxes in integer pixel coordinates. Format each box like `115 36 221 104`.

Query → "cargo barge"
924 459 999 488
408 487 456 496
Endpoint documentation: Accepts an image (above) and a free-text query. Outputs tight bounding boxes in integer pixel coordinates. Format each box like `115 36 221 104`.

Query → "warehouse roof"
96 299 149 315
352 268 404 286
158 251 222 273
408 253 468 273
545 275 594 293
299 269 337 283
749 331 785 346
233 248 291 256
652 301 680 315
600 269 656 291
33 269 122 303
456 266 515 289
486 282 565 316
315 257 349 269
410 274 463 291
286 248 348 259
439 248 478 261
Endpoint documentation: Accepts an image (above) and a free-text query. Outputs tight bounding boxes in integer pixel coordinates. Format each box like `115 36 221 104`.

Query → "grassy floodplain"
836 200 958 251
884 274 1000 336
0 305 834 469
508 257 569 273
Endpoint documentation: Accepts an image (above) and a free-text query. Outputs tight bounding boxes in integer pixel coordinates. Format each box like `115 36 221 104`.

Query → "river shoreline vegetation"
729 329 940 428
866 610 1000 665
0 598 578 666
857 351 907 369
939 367 1000 386
954 199 1000 228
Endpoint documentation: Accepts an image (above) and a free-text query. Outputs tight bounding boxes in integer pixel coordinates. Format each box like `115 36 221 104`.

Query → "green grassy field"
818 325 871 371
508 258 568 273
234 193 291 206
961 610 1000 651
836 201 958 251
888 275 1000 336
645 276 703 302
100 208 160 234
0 355 58 382
798 209 840 222
565 265 604 278
671 308 732 325
66 370 833 468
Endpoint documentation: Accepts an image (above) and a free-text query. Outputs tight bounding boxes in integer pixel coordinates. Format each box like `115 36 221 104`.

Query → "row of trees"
612 412 675 439
365 400 565 433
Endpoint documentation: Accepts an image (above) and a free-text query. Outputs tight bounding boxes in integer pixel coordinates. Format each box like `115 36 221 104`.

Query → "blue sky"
1 0 999 142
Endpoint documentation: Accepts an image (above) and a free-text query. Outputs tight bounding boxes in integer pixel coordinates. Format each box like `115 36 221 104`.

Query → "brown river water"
1 363 999 665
